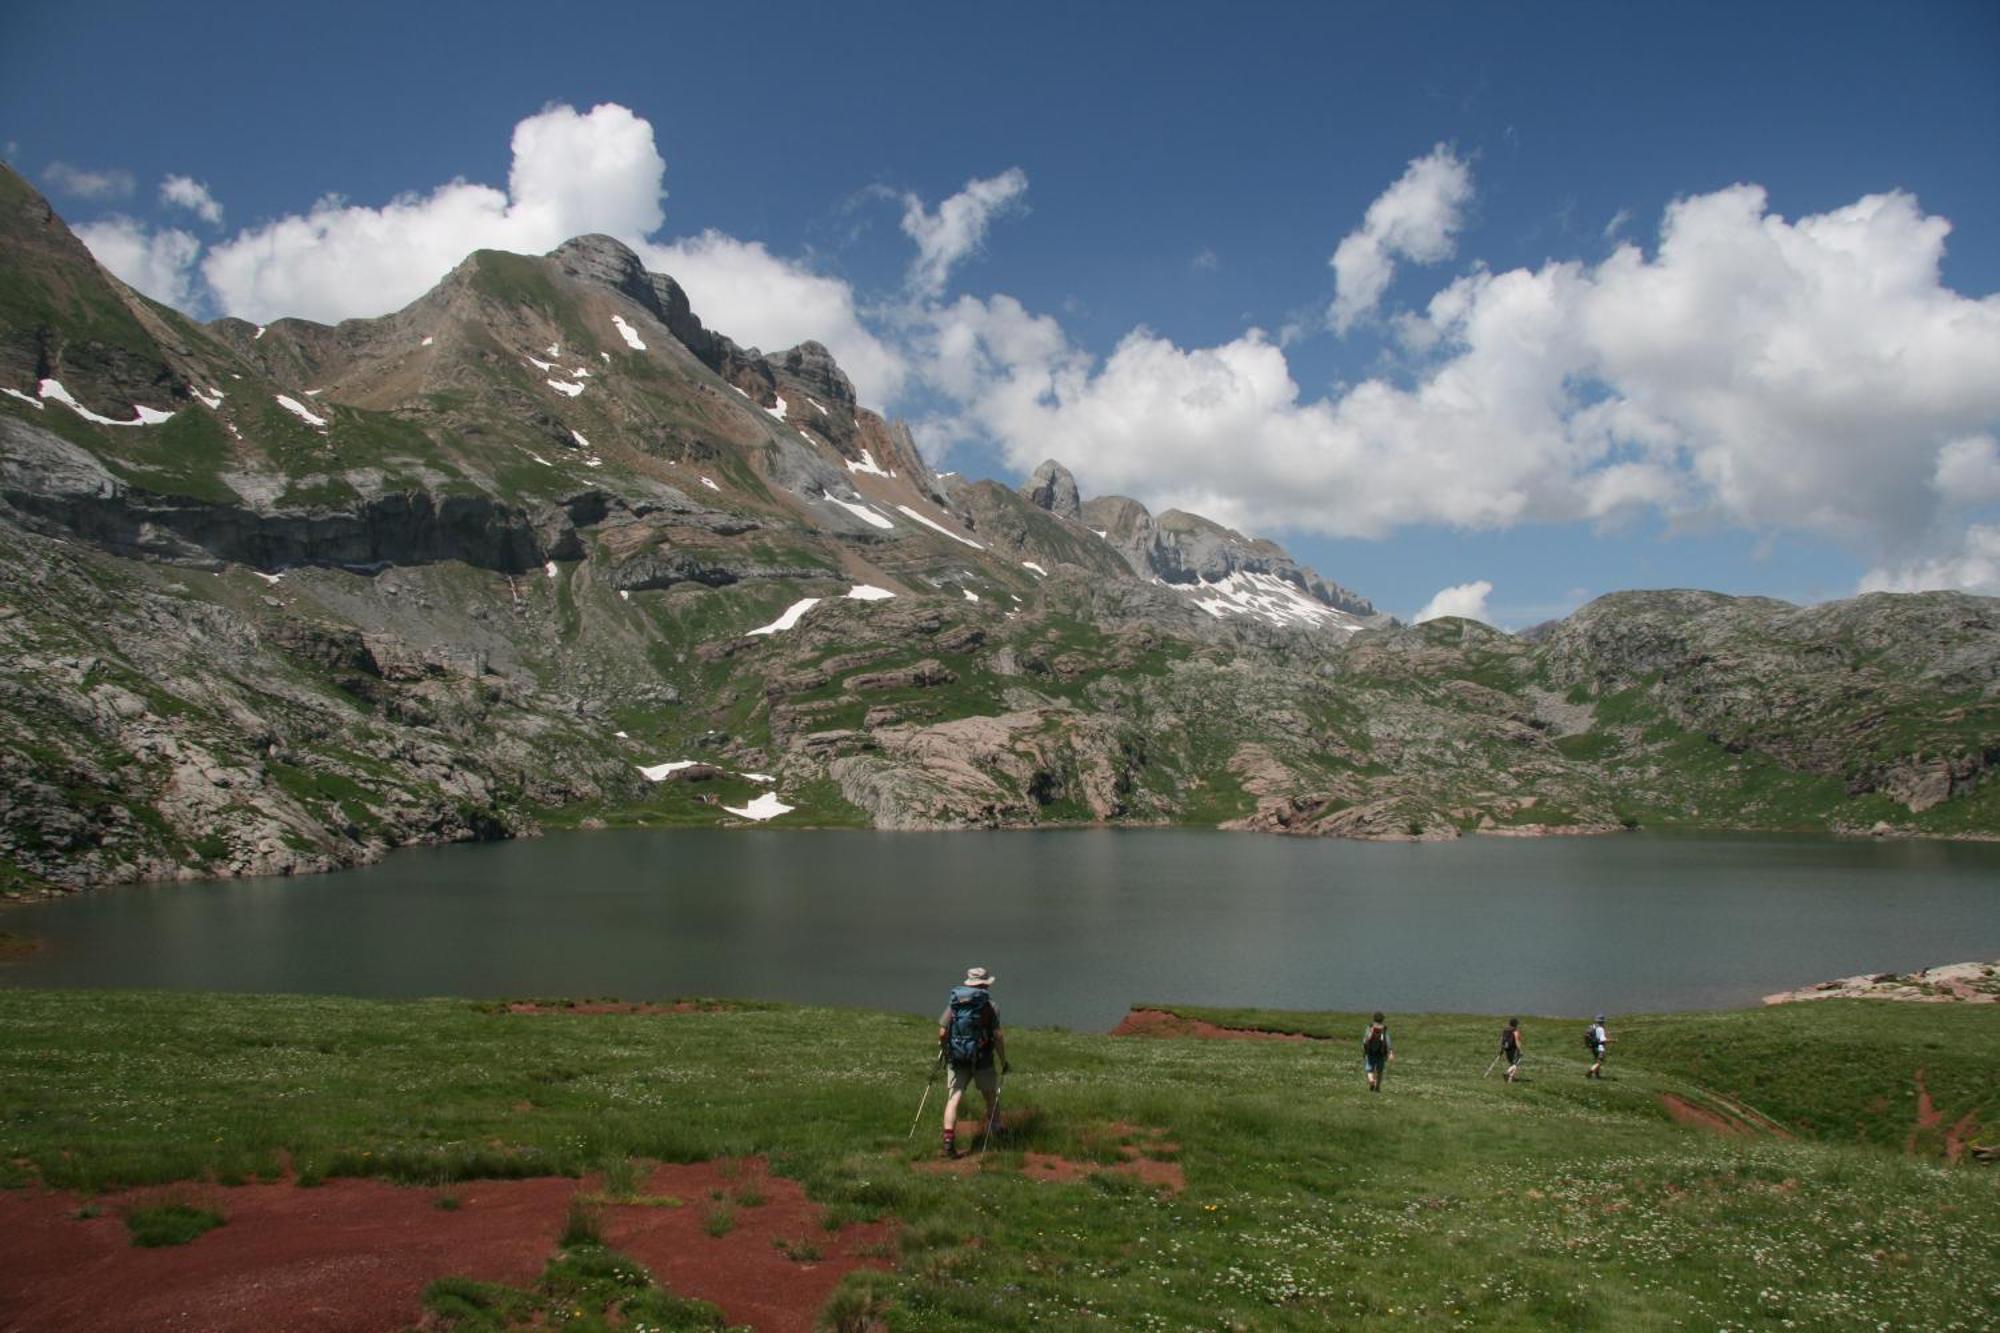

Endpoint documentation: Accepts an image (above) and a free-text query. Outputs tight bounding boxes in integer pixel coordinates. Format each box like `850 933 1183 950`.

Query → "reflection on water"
3 829 1996 1031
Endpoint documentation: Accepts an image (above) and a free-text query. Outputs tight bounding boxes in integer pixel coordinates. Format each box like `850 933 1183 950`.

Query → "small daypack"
1582 1025 1598 1052
1502 1028 1519 1055
1364 1025 1388 1061
946 986 993 1066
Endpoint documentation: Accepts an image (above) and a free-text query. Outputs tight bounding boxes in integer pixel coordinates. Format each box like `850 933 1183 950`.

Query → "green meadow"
0 990 1994 1330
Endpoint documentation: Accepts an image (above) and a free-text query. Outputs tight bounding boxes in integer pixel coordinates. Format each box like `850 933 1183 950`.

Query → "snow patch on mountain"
1022 561 1049 577
846 584 896 601
273 394 326 428
39 379 175 426
848 448 890 478
749 597 821 636
1184 571 1368 633
193 386 224 409
764 395 787 421
611 314 647 350
895 504 985 549
547 378 585 397
4 388 44 410
826 496 895 530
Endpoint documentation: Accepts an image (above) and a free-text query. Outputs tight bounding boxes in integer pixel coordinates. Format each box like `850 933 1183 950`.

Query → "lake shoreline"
8 810 2000 903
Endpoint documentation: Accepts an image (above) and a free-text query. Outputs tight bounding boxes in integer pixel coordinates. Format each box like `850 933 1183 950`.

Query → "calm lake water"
3 830 1997 1031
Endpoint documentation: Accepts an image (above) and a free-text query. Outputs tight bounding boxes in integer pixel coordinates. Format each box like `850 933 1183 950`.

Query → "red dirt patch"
1110 1008 1318 1041
917 1151 1185 1195
0 1158 888 1333
1661 1093 1754 1138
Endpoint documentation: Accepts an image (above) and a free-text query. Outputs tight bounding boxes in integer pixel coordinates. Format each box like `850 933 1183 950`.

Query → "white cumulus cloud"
926 176 2000 597
636 230 907 405
1861 526 2000 596
74 217 203 308
201 102 666 324
1413 580 1495 625
159 174 223 225
1328 144 1473 333
901 168 1028 297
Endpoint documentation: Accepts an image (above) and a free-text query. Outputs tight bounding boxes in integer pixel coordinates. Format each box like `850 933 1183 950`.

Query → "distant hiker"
1501 1018 1525 1083
1584 1014 1610 1078
938 966 1007 1157
1362 1012 1394 1092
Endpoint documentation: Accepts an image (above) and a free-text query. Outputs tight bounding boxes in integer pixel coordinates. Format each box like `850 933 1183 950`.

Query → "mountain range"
2 161 1995 894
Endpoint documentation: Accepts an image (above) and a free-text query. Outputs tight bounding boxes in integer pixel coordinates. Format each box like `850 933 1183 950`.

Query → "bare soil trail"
0 1158 889 1333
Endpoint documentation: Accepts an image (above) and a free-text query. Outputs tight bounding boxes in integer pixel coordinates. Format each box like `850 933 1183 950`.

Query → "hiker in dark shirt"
936 966 1007 1158
1362 1012 1394 1092
1501 1017 1524 1083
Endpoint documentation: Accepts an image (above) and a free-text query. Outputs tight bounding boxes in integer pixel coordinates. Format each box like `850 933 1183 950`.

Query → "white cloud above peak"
636 230 908 404
200 102 665 325
1413 580 1495 625
901 167 1028 297
1329 143 1473 333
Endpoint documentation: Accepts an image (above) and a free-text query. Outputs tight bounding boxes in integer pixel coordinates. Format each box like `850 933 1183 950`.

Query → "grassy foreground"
1 990 1995 1331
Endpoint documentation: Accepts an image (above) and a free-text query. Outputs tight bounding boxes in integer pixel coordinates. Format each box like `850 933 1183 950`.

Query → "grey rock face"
1079 492 1381 621
550 234 658 312
779 341 856 413
1020 459 1082 521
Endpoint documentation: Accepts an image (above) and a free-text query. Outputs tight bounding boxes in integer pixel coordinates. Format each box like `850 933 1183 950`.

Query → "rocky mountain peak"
1019 459 1082 521
548 234 655 308
778 341 856 412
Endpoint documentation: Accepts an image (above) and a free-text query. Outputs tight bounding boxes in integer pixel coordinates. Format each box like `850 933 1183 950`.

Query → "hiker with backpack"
937 966 1007 1158
1501 1018 1524 1083
1584 1014 1610 1078
1362 1012 1394 1092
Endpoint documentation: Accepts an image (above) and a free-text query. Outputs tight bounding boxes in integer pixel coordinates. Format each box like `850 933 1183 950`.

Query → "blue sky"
4 0 1997 624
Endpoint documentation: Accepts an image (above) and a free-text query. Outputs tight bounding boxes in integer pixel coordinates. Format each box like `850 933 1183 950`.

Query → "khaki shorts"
948 1062 998 1098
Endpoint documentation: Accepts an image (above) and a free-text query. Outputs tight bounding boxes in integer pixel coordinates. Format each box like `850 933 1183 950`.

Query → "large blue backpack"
946 986 993 1066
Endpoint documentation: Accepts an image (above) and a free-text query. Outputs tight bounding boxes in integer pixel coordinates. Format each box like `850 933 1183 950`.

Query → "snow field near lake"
723 792 794 821
610 314 647 350
895 504 985 549
1184 570 1367 632
37 379 176 426
273 394 327 428
749 597 821 636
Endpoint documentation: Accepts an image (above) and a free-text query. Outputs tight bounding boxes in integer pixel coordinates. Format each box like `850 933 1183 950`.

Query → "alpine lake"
4 829 1997 1030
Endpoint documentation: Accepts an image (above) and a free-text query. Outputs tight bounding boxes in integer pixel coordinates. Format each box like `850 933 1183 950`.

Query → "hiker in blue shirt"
1362 1012 1394 1092
937 966 1008 1158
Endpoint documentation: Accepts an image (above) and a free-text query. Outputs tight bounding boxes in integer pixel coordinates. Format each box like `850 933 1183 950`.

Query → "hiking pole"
906 1049 945 1141
1483 1051 1503 1079
978 1063 1007 1156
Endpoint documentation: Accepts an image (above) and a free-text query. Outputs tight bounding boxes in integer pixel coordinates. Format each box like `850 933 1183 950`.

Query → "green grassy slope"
1 991 1993 1330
